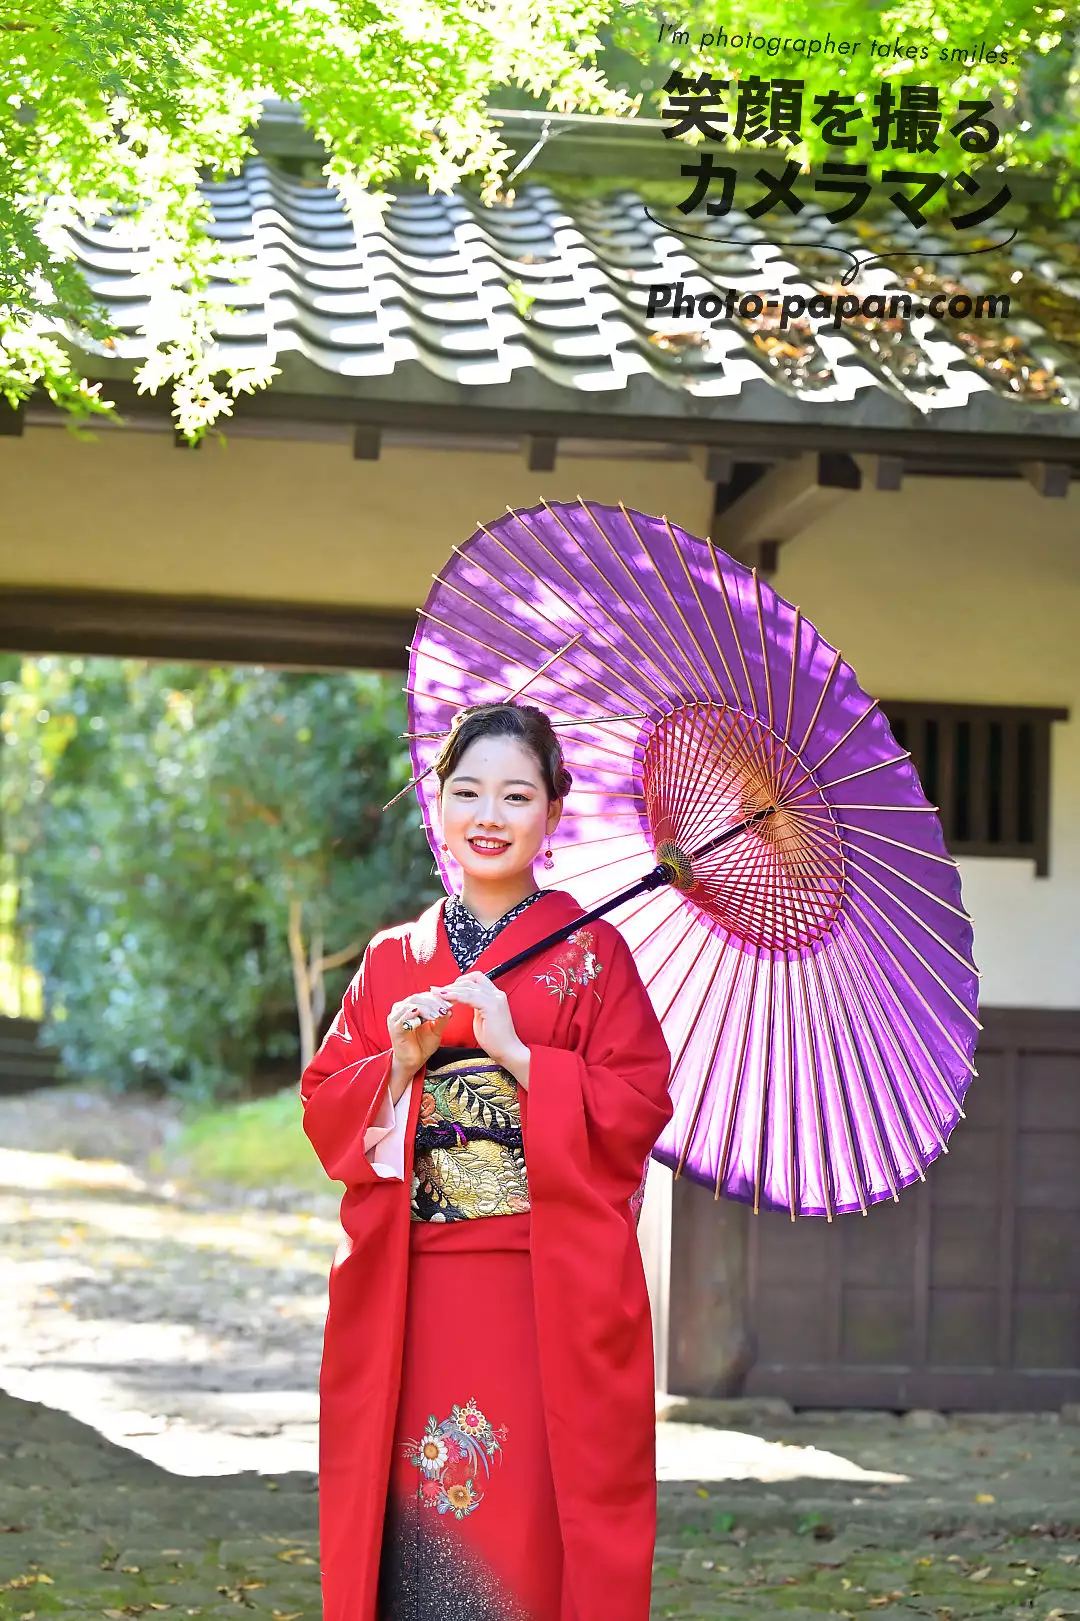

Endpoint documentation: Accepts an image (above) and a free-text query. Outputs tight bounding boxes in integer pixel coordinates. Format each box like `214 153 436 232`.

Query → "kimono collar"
443 890 546 973
409 888 584 982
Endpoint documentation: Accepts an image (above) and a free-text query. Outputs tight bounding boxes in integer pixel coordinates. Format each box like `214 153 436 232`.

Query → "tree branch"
315 939 364 974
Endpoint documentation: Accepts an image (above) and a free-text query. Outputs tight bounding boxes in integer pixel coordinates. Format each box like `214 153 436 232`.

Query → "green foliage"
506 277 536 318
3 1 1076 439
0 0 636 439
0 656 441 1100
154 1086 329 1190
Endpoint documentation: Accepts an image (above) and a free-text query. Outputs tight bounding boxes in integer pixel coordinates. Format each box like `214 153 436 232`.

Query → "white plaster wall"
0 428 714 609
774 476 1080 1009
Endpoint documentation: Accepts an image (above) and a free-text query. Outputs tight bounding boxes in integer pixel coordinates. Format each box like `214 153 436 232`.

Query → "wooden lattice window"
880 702 1068 877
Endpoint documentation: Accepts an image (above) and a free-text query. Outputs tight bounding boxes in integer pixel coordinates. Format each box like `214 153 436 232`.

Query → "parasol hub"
642 702 846 952
654 840 696 892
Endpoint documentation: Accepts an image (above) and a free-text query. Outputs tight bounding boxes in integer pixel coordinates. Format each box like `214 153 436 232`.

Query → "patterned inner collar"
442 890 547 974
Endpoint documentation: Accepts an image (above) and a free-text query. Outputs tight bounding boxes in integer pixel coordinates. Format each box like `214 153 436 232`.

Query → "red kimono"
300 888 673 1621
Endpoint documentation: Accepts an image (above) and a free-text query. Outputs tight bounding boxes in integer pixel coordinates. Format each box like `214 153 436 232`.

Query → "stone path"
2 1089 1080 1618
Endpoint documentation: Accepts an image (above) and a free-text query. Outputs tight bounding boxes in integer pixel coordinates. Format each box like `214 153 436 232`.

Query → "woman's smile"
468 835 512 856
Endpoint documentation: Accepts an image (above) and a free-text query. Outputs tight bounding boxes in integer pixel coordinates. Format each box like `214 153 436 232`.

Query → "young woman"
300 701 673 1621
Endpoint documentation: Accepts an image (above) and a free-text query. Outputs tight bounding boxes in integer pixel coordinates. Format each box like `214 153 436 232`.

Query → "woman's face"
440 734 562 881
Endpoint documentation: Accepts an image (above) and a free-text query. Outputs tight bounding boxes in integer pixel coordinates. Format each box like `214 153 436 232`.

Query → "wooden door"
668 1008 1080 1410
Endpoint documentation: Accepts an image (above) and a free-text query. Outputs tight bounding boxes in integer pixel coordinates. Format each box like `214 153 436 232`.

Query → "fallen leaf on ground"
969 1567 992 1581
974 1493 996 1503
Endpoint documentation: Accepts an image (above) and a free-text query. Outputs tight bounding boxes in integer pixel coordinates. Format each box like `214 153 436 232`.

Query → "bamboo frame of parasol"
402 498 981 1219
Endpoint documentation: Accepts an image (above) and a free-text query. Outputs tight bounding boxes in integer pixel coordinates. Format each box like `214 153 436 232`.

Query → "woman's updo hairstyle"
433 702 572 802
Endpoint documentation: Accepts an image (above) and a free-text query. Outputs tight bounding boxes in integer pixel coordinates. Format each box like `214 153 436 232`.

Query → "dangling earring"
543 845 554 871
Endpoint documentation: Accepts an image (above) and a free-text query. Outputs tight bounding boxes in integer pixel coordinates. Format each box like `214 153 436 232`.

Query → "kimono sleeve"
299 940 404 1187
523 925 673 1211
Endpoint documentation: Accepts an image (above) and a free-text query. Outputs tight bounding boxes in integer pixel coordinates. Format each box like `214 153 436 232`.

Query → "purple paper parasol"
406 499 980 1218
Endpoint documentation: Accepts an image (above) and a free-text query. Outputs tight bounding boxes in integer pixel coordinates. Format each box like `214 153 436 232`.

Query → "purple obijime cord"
415 1121 523 1152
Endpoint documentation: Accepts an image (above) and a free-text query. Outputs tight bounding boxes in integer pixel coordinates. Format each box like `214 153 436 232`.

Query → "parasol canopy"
406 499 980 1218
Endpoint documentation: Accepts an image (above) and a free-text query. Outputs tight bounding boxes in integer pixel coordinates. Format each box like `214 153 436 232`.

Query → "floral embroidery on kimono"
628 1156 650 1227
535 927 602 1004
403 1399 509 1519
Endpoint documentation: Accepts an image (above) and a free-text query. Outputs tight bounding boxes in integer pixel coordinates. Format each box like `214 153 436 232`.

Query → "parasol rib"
829 930 947 1155
814 937 904 1202
444 541 675 717
623 509 721 702
665 517 744 708
507 508 695 709
804 945 870 1214
672 938 738 1177
793 951 836 1221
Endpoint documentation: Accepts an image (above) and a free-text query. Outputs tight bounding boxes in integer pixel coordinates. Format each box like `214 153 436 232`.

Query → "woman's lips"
468 837 511 856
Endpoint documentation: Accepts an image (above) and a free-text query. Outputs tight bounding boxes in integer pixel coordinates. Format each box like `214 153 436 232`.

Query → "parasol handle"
485 804 776 985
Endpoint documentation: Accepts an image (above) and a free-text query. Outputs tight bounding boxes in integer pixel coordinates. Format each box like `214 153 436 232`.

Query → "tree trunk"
287 899 316 1072
309 928 325 1036
287 898 365 1072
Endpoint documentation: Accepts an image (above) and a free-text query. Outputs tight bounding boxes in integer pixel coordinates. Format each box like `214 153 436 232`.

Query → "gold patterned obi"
410 1048 530 1223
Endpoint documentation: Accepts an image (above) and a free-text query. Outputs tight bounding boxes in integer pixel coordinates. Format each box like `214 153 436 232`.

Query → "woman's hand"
387 992 452 1098
433 972 531 1088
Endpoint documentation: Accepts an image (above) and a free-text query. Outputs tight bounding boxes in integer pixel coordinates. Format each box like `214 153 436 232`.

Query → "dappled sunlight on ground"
0 1145 150 1192
3 1110 1080 1617
0 1143 912 1487
0 1144 338 1474
656 1423 908 1484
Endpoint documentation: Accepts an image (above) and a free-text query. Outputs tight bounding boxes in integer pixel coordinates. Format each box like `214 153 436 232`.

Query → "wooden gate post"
668 1173 757 1397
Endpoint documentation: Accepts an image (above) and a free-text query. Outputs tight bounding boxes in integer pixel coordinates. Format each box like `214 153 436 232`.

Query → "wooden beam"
1019 460 1070 498
741 540 781 577
0 589 416 672
352 425 382 460
526 434 557 472
691 446 734 485
25 379 1080 474
712 451 862 565
856 452 904 491
0 403 25 438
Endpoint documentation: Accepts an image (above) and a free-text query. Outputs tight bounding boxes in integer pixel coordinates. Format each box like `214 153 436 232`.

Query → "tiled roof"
62 157 1080 437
